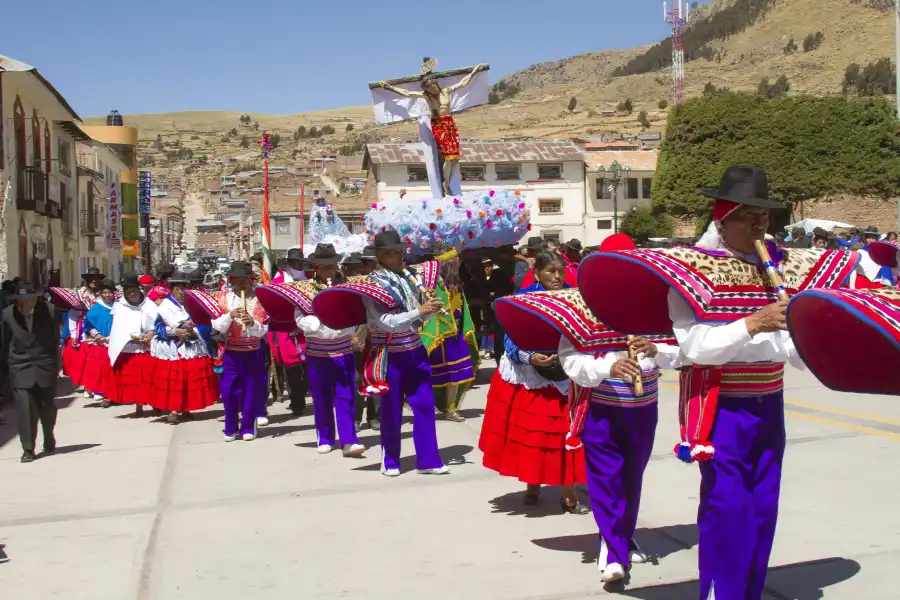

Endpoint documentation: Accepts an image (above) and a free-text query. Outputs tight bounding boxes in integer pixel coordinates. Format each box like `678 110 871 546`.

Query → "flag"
259 133 274 284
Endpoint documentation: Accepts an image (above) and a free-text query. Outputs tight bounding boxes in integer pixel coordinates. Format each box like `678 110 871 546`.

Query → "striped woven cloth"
718 363 785 397
370 329 423 354
590 368 660 408
306 335 354 358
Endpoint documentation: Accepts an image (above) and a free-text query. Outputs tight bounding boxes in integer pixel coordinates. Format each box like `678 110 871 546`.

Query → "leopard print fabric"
665 247 832 289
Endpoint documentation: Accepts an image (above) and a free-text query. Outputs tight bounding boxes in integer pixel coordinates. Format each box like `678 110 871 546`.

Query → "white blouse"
558 337 682 388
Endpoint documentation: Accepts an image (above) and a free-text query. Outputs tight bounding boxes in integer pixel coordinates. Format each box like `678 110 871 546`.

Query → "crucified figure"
378 64 487 197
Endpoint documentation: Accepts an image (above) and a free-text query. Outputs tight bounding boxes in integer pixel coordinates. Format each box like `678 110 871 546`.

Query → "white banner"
108 182 121 248
370 70 490 125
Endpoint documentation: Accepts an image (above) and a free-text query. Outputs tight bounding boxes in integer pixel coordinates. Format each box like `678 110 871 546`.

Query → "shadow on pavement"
531 523 699 565
610 556 860 600
457 407 485 420
350 444 473 473
41 443 102 457
489 489 582 519
471 367 496 388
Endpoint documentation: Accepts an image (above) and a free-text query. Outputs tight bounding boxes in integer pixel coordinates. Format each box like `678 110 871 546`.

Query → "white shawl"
109 296 157 365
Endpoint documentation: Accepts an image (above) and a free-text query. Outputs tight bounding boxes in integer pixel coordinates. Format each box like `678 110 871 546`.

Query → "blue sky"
4 0 696 117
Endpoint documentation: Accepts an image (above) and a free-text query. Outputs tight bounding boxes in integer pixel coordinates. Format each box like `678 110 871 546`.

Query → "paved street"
0 366 898 599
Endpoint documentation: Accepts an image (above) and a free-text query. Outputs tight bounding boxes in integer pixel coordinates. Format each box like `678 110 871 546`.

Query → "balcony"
76 150 104 180
81 208 101 236
17 166 47 213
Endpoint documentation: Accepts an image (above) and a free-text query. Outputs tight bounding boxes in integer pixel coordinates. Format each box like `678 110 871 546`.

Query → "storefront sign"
138 170 152 215
123 240 139 256
108 183 121 247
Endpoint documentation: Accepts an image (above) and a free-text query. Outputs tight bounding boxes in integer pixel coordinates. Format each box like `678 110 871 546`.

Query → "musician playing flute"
294 244 365 458
211 261 269 442
578 165 858 598
364 230 448 477
558 233 683 584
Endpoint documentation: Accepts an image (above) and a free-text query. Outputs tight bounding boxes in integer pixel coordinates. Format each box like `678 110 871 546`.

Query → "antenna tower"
664 0 689 104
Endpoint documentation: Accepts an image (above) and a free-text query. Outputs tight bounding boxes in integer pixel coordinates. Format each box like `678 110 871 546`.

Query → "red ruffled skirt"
479 371 585 486
110 352 156 406
150 357 219 412
431 115 461 160
81 344 115 397
62 340 87 386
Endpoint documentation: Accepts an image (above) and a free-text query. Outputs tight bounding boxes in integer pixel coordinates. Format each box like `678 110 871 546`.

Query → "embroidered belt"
370 329 423 353
675 362 785 463
225 336 262 353
590 368 660 408
306 334 354 358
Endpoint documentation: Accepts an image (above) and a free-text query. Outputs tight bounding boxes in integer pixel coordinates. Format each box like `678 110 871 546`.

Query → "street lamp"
600 160 631 233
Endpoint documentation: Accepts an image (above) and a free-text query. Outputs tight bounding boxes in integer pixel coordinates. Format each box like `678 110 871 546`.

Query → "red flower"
467 231 475 239
429 223 437 230
495 209 503 216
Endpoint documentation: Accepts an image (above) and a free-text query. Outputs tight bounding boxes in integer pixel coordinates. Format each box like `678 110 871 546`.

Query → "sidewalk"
0 368 897 599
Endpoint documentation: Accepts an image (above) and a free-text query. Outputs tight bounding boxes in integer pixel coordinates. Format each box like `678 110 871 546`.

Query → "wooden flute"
240 289 248 332
754 240 790 302
626 335 645 396
401 267 447 314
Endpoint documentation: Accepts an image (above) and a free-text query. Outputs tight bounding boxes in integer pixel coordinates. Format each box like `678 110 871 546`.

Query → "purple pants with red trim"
380 346 443 472
698 392 786 600
308 354 358 448
582 401 657 570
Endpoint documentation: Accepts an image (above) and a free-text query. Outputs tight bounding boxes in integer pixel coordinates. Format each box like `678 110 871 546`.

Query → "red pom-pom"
565 436 581 449
527 224 533 231
467 231 475 239
429 223 437 230
495 209 503 216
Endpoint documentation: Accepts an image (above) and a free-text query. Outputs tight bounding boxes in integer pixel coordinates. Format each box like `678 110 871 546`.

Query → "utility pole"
664 0 689 104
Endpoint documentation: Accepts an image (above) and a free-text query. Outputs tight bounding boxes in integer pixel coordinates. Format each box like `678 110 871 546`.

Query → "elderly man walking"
0 281 60 463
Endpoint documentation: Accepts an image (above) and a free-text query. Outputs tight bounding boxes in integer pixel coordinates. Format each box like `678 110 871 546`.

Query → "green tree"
270 133 281 148
346 123 354 132
757 75 790 99
308 126 319 138
568 97 577 112
617 98 634 112
619 206 674 245
230 128 238 136
638 110 651 128
651 92 900 219
658 99 668 110
783 38 798 55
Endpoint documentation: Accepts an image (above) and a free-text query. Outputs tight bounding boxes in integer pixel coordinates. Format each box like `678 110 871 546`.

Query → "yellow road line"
784 410 900 442
660 382 900 428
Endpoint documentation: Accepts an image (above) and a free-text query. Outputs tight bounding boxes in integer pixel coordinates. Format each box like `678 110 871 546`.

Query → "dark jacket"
0 301 60 389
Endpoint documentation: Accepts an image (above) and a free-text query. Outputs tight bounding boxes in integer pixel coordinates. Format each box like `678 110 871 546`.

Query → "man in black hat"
360 245 377 275
296 243 365 456
1 281 60 462
187 269 207 291
210 260 269 441
340 252 365 278
561 238 583 267
862 225 880 245
359 231 447 476
673 165 833 599
274 248 308 283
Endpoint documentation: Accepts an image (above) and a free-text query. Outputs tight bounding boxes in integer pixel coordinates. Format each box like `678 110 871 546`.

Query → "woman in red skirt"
81 279 117 405
150 272 219 424
479 251 588 514
108 273 158 416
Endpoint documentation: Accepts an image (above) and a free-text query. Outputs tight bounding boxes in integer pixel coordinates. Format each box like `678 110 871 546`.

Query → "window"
460 165 485 181
538 198 562 215
538 164 563 180
596 219 613 230
626 178 639 200
275 218 290 235
542 231 561 243
407 165 428 182
641 178 652 199
57 139 71 173
495 164 520 180
597 178 615 200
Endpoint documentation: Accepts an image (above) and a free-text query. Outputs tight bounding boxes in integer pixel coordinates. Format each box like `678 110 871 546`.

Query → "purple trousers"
698 393 786 600
381 346 444 472
583 401 657 569
308 354 359 447
220 348 268 437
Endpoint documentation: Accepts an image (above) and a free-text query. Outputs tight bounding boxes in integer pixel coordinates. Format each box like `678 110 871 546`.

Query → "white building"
0 55 88 287
584 150 659 247
364 141 587 244
75 141 127 281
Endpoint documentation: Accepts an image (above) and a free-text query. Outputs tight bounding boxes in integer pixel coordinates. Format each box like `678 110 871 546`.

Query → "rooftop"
364 140 584 167
584 150 659 173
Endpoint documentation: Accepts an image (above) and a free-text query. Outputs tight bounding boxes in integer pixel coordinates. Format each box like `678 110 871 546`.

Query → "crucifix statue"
370 58 490 198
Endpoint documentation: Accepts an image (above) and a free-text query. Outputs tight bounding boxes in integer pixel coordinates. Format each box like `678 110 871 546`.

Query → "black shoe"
20 451 35 463
354 421 362 433
369 418 381 432
560 497 591 515
290 404 306 416
43 441 56 454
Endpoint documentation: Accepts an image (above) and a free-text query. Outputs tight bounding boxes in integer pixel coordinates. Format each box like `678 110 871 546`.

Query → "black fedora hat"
342 252 363 266
286 247 304 261
308 243 341 265
81 266 105 280
863 225 880 237
361 245 377 261
373 230 406 250
525 236 545 252
121 273 141 289
187 269 205 283
98 278 117 291
700 165 784 209
169 271 190 285
157 264 176 279
228 260 255 278
562 238 583 252
9 280 42 300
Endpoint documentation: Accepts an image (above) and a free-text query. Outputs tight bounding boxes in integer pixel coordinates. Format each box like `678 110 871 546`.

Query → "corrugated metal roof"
0 54 80 120
365 140 584 166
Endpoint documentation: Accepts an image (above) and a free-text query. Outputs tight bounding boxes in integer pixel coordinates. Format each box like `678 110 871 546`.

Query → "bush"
489 80 522 105
240 135 249 148
619 206 674 244
346 123 354 132
652 92 900 218
843 58 896 96
802 31 824 52
757 75 790 98
617 98 634 112
658 99 668 110
638 110 651 128
568 97 577 112
783 38 798 55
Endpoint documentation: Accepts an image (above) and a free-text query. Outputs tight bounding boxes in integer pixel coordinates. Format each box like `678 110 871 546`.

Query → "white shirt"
558 337 682 388
666 288 804 369
363 298 433 334
211 290 268 338
294 308 356 339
